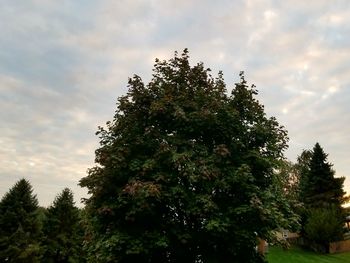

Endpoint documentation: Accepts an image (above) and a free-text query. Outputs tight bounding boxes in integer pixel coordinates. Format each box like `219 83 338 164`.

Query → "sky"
1 0 350 207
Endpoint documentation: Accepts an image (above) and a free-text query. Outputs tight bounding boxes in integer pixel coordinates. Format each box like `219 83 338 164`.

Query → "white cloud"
2 0 350 205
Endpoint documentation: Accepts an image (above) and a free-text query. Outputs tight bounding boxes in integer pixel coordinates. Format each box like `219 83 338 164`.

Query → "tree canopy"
80 49 294 262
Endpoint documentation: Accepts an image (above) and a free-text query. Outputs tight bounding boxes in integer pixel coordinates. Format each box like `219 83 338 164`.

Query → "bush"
304 206 344 253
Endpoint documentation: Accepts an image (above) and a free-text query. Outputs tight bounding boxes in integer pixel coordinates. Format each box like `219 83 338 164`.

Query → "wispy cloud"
1 0 350 205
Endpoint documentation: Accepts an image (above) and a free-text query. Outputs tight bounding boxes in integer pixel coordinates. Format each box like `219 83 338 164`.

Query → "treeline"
0 141 347 262
0 180 85 262
1 50 348 262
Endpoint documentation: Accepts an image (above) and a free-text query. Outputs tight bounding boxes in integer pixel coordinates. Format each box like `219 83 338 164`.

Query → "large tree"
80 50 294 262
41 188 84 263
0 179 41 262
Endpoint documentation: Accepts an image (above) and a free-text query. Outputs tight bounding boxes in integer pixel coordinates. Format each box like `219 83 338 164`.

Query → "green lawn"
267 246 350 263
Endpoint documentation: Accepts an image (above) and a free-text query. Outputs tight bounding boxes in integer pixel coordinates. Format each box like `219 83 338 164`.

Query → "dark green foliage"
298 143 345 209
41 188 84 263
80 50 293 262
303 143 345 207
297 143 346 252
305 206 344 253
295 149 313 203
0 179 41 262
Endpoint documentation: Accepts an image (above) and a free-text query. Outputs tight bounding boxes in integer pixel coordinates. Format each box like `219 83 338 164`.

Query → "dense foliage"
80 50 294 262
305 206 344 252
297 143 346 252
0 179 41 262
301 143 345 208
41 188 84 263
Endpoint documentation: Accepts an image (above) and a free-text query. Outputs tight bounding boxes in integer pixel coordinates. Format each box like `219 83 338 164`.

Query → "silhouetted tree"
42 188 84 263
298 143 346 252
295 149 313 203
302 143 345 207
0 179 41 262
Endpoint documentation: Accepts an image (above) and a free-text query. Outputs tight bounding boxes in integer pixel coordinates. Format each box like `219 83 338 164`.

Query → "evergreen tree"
295 149 312 203
298 143 346 251
0 179 41 262
41 188 84 263
80 50 294 262
302 143 345 208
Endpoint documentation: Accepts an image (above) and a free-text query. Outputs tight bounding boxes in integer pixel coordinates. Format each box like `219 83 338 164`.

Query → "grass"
266 246 350 263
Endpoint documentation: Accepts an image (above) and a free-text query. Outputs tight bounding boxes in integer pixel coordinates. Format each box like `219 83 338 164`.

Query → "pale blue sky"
1 0 350 206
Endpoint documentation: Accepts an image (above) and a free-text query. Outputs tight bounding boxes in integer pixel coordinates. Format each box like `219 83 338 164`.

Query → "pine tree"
80 50 293 263
0 179 41 262
303 143 345 207
295 149 312 202
41 188 84 263
298 143 346 252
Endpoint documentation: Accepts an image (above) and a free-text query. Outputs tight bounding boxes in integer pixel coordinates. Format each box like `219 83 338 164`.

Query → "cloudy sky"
1 0 350 206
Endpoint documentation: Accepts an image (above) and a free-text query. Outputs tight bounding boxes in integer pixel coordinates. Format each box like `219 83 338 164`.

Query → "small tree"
305 206 344 253
80 50 294 262
0 179 41 262
42 188 84 263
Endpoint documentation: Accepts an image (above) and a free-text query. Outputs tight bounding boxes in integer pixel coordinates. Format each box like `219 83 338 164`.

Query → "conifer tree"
41 188 84 263
302 143 345 208
0 179 41 262
295 149 312 203
298 143 346 252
